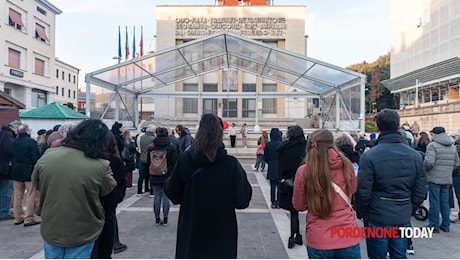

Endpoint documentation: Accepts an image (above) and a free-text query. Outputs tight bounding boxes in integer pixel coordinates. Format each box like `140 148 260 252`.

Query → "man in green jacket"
32 119 117 259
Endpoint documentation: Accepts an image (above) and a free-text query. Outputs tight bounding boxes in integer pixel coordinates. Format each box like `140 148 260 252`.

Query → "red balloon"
223 121 229 130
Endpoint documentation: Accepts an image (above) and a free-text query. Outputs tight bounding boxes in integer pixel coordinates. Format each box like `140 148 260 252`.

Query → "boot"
294 233 303 245
288 236 295 249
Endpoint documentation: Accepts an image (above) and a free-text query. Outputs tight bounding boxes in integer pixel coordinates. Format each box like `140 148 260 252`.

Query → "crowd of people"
1 109 460 259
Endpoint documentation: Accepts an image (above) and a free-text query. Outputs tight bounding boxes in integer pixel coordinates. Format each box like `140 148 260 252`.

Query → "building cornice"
35 0 63 15
55 58 80 72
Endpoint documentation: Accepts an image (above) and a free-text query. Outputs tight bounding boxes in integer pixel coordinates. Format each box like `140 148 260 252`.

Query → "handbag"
280 177 294 194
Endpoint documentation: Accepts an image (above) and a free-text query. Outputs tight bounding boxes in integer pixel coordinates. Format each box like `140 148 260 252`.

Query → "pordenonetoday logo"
331 227 434 239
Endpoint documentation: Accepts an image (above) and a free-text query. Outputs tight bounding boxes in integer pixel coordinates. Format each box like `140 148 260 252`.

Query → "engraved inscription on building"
175 18 287 38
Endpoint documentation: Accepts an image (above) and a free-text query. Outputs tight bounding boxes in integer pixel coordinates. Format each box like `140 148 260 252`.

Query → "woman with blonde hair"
292 129 360 258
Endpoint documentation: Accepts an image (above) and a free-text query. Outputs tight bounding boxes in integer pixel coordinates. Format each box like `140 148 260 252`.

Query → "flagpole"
132 25 136 128
139 26 143 125
115 26 121 121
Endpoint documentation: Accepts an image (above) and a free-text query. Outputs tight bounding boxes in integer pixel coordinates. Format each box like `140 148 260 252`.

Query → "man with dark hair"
355 109 427 258
11 124 41 226
0 120 21 221
425 126 460 232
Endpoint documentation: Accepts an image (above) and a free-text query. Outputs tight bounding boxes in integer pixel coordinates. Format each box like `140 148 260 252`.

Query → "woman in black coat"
264 128 283 208
277 125 306 249
91 134 127 259
165 114 252 259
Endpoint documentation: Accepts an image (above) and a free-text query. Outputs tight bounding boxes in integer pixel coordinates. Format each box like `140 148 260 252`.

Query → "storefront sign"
175 17 287 38
10 69 24 78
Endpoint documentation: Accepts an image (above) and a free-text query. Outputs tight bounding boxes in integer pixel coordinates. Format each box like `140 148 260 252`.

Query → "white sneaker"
406 245 415 255
252 166 257 170
149 194 154 198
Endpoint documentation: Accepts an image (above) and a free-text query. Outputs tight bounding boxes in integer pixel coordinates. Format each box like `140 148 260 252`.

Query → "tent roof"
382 57 460 92
19 102 88 119
86 31 364 96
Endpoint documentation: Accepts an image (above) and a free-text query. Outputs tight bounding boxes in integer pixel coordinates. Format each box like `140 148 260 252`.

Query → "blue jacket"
354 131 427 225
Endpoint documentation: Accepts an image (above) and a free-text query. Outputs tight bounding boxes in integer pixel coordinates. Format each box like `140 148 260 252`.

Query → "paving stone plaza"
1 159 460 259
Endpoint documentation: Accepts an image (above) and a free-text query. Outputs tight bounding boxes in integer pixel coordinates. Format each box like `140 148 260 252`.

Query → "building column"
0 81 4 92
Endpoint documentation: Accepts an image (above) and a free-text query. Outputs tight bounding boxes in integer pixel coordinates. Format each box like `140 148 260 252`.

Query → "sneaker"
252 166 257 170
113 242 127 254
155 218 162 225
450 217 460 224
24 219 41 227
14 220 24 225
136 193 143 197
162 217 168 226
149 194 154 198
271 203 277 209
294 234 303 245
440 227 449 232
406 245 415 255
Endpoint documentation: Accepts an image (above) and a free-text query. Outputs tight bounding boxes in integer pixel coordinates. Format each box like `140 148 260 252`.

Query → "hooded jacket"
179 128 193 152
264 128 282 181
164 145 252 259
293 149 360 250
425 133 460 184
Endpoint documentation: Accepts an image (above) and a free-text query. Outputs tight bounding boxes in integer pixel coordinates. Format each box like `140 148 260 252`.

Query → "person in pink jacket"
292 129 360 258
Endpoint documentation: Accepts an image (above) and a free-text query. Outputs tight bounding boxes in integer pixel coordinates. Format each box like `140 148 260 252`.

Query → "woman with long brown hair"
292 129 360 258
165 113 252 258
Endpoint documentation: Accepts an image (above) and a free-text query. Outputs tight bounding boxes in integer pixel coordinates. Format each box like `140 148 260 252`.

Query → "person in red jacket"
293 129 360 258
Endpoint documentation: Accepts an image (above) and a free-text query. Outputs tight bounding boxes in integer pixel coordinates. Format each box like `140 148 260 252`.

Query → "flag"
140 26 143 57
118 26 121 59
132 26 136 59
125 26 129 60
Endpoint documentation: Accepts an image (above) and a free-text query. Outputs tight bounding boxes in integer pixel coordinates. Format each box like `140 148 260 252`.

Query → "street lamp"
112 56 121 121
371 102 376 114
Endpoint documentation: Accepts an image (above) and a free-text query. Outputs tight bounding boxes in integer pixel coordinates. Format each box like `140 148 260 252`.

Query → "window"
73 91 76 99
243 84 256 92
73 75 76 84
67 89 70 98
37 6 47 16
4 88 11 96
262 84 277 114
223 99 238 117
183 83 198 113
9 8 24 30
35 23 49 43
35 58 45 76
223 71 238 92
31 89 47 108
242 99 256 118
55 86 59 95
61 88 64 96
56 69 59 78
62 71 64 80
8 48 20 69
203 83 217 92
68 73 71 82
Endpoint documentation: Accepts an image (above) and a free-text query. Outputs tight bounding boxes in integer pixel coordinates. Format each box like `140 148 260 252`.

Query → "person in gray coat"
425 126 460 232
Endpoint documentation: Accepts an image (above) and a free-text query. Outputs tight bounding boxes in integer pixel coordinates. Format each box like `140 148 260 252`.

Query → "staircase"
136 117 321 159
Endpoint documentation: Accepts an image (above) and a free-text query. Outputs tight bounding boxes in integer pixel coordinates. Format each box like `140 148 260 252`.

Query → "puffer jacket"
354 131 427 225
424 133 460 184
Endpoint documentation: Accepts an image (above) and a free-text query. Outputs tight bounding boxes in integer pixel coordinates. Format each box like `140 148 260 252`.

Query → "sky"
52 0 390 88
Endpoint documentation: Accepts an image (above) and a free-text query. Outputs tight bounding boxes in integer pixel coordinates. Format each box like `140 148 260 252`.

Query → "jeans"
138 163 150 194
44 240 94 259
453 175 460 218
0 178 13 218
152 184 170 219
306 243 361 259
254 155 265 170
270 180 280 204
365 220 409 259
428 182 450 231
